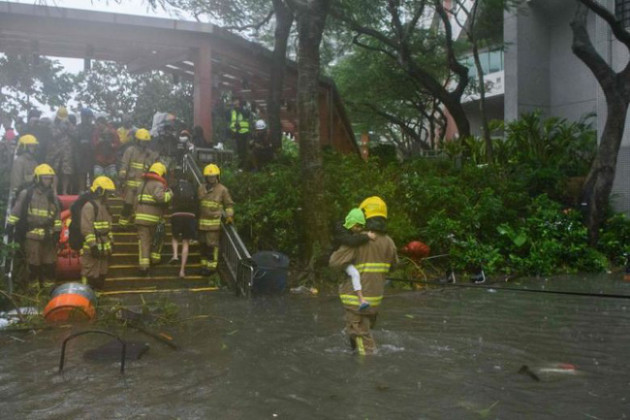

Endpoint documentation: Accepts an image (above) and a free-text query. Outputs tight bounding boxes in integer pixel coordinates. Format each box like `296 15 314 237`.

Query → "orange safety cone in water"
43 283 96 322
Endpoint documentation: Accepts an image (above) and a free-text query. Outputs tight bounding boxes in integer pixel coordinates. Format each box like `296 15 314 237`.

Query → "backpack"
172 178 196 213
68 193 98 251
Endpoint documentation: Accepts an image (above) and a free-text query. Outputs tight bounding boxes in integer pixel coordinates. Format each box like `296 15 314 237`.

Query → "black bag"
172 179 196 213
69 193 98 251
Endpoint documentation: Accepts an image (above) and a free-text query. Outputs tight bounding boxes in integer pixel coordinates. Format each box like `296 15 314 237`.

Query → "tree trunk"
268 0 294 150
570 2 630 244
583 98 628 244
472 44 493 161
295 0 331 262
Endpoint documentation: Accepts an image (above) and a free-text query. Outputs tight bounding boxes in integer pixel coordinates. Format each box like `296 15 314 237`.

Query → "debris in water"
518 365 540 381
84 340 149 361
290 286 318 295
404 314 415 319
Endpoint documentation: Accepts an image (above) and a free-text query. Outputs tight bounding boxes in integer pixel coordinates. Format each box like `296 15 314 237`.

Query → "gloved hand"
90 245 100 258
225 216 234 225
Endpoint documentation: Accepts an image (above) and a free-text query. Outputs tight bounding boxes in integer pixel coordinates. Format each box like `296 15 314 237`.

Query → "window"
616 0 630 28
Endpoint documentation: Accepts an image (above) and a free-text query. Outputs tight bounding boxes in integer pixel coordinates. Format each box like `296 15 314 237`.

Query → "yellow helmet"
33 163 55 180
135 128 151 141
359 196 388 219
91 176 116 195
149 162 167 177
18 134 38 145
56 106 69 120
203 164 220 176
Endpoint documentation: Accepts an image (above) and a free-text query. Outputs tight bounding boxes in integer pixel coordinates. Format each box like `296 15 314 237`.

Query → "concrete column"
194 45 212 143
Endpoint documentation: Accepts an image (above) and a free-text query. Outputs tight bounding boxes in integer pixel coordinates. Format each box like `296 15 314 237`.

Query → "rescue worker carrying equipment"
198 163 234 275
118 128 158 229
10 134 39 193
7 164 62 288
134 162 172 274
79 176 116 290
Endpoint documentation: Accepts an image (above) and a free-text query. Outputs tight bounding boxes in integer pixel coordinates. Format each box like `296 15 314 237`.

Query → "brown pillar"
194 45 212 143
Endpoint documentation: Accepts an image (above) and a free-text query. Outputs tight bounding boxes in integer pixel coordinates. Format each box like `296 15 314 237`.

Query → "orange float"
43 283 96 322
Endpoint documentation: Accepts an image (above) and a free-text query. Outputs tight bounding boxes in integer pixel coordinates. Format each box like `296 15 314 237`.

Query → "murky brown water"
1 274 630 419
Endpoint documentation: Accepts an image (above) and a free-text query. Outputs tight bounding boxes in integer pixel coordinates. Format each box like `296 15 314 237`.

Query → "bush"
225 112 612 279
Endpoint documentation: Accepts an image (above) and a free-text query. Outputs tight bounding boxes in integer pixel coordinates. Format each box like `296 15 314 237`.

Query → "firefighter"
329 196 397 356
7 164 62 288
118 128 158 229
198 164 234 275
134 162 172 275
10 134 39 193
359 196 388 232
80 176 116 290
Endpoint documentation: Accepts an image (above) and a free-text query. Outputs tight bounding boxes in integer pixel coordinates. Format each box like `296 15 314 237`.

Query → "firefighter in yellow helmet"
134 162 172 275
198 164 234 275
10 135 38 193
80 176 116 289
7 164 62 288
359 196 388 232
329 195 397 355
118 128 158 229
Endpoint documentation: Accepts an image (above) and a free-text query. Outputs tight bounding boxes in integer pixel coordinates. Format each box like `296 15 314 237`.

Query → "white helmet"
255 119 267 131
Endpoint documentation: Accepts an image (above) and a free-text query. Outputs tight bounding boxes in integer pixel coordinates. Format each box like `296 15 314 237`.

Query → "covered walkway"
0 1 357 153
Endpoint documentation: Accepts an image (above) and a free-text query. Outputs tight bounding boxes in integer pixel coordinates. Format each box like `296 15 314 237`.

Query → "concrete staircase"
103 196 211 292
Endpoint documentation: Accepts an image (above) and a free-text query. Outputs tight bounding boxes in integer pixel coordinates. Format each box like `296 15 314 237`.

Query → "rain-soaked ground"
1 274 630 419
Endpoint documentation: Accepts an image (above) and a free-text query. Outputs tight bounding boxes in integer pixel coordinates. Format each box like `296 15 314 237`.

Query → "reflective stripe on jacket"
10 153 37 193
81 200 113 255
329 233 398 311
229 110 250 134
8 186 61 241
198 183 234 231
135 178 172 226
118 145 158 185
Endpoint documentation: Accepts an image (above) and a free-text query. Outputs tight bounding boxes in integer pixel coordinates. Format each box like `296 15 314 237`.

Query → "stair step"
102 275 213 292
109 254 201 265
108 263 203 277
99 286 219 296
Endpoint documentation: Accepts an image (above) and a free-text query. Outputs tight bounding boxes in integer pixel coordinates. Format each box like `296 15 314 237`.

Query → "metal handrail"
2 146 17 293
182 152 253 296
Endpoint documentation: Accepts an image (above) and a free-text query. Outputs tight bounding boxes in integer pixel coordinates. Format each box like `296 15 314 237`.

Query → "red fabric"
92 125 121 165
143 172 167 186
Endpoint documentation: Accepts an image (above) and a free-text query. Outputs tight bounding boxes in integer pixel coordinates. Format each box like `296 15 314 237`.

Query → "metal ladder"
183 153 254 297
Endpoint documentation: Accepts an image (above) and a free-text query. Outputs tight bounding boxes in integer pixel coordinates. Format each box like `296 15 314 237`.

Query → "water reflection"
1 275 629 419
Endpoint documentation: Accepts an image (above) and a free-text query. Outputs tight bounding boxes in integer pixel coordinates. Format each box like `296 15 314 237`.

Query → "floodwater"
1 274 630 419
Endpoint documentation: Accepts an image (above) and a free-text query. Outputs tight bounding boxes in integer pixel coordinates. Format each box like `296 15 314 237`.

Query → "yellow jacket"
8 185 61 241
329 233 398 312
119 145 158 189
198 183 234 231
135 176 172 226
81 199 113 256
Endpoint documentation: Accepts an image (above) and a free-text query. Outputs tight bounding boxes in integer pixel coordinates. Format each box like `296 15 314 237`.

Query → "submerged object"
251 251 289 296
43 282 96 322
519 363 577 381
84 340 149 361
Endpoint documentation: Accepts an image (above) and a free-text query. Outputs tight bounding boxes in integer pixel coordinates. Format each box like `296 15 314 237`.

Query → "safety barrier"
182 152 253 296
